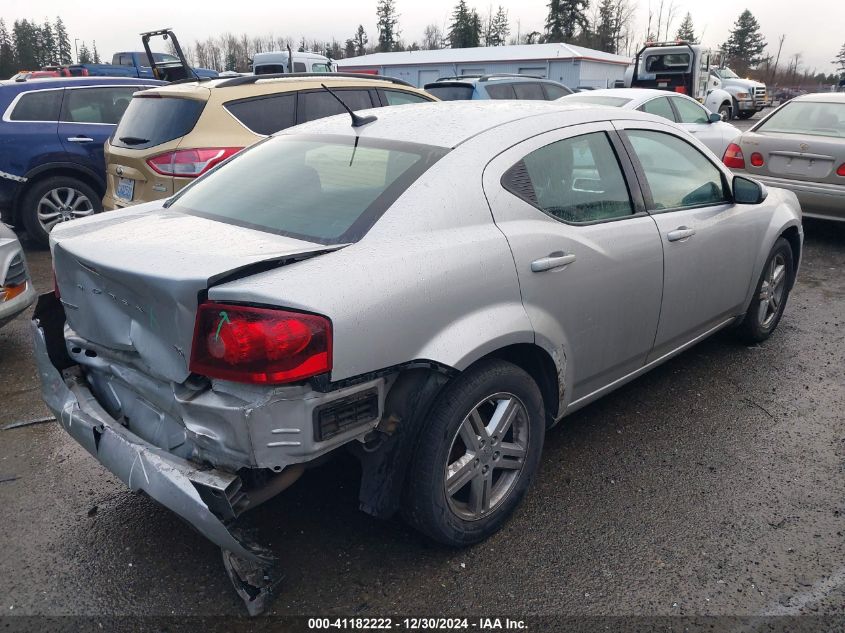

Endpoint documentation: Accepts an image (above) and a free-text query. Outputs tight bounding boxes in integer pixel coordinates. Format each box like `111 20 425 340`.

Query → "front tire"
402 359 545 547
718 103 732 121
21 176 101 247
737 237 794 343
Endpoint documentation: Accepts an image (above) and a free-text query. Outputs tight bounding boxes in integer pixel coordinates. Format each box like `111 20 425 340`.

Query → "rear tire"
21 176 101 247
737 237 793 344
402 359 545 547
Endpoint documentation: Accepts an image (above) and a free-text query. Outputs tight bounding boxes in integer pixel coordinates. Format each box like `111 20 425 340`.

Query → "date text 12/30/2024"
308 618 528 630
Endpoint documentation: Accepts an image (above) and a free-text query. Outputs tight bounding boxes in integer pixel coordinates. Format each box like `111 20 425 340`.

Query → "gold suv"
103 74 436 209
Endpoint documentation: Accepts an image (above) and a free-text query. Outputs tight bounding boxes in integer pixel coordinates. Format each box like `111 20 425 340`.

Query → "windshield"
717 67 739 79
756 101 845 138
170 134 448 244
559 95 632 107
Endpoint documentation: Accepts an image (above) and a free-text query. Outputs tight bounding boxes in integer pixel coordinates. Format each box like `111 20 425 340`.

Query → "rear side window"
298 90 374 124
294 62 307 72
9 90 62 121
225 93 296 135
424 84 474 101
503 132 634 224
60 87 143 124
542 83 573 100
512 83 546 100
110 95 206 149
626 130 729 209
171 134 448 243
639 97 676 122
381 90 431 105
485 84 516 99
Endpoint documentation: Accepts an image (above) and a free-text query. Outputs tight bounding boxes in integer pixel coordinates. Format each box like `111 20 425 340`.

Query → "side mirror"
733 175 768 204
709 112 723 123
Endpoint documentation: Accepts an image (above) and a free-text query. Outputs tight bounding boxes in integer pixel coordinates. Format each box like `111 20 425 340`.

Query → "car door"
614 120 758 361
483 122 664 405
668 95 725 155
59 85 147 174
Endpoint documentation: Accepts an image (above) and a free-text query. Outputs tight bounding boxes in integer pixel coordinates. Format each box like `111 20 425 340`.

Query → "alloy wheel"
757 253 787 329
37 187 94 233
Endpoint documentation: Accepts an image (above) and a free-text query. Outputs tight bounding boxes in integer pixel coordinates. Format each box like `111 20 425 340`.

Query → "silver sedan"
33 101 802 613
724 92 845 221
0 223 35 328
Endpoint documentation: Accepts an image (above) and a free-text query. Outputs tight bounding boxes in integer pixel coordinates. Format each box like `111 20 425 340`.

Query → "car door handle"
531 252 576 272
66 136 94 143
667 227 696 242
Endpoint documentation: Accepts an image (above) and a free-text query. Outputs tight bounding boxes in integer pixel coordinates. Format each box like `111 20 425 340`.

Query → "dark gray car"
724 92 845 221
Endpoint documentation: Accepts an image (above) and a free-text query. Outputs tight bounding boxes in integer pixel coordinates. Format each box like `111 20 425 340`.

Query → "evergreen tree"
722 10 767 74
77 41 92 64
448 0 480 48
92 40 100 64
40 20 56 64
344 38 356 58
675 12 696 43
833 42 845 78
0 19 13 78
54 17 72 65
546 0 589 43
13 20 39 69
376 0 400 52
595 0 617 53
488 6 510 46
353 25 368 55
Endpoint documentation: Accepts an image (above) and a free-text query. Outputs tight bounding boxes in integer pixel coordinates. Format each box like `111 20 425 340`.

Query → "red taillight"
146 147 242 178
837 164 845 177
189 302 332 384
674 86 687 94
750 152 765 167
722 143 746 169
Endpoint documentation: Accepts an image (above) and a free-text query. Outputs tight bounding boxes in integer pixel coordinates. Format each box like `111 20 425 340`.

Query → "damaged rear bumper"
31 296 264 563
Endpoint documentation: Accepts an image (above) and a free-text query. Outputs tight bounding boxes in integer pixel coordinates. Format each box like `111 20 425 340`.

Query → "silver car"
0 223 35 328
725 92 845 221
33 101 802 613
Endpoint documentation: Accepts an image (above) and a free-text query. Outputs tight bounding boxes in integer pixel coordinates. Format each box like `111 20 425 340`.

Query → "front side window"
311 63 332 73
671 96 709 124
503 132 634 224
755 101 845 138
639 97 676 122
61 86 142 124
626 130 728 210
225 93 296 135
170 134 447 243
9 90 62 121
298 89 374 123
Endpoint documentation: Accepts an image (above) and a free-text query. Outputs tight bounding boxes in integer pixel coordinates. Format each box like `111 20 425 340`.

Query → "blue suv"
0 76 163 245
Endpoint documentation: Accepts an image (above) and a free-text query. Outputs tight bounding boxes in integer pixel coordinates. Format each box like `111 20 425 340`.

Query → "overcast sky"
4 0 841 73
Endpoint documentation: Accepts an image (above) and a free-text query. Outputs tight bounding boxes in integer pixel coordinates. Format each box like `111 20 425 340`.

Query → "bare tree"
422 23 444 50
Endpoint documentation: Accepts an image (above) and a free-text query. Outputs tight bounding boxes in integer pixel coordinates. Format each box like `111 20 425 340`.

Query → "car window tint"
225 93 296 135
10 90 62 121
172 136 447 243
298 90 374 123
639 97 676 122
294 62 307 72
111 95 206 150
381 90 431 105
503 131 634 224
512 82 546 100
424 84 474 101
60 87 142 124
671 96 709 124
626 130 729 210
542 83 572 100
485 83 516 99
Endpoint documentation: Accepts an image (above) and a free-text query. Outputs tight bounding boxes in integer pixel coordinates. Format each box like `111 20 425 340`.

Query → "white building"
337 43 632 89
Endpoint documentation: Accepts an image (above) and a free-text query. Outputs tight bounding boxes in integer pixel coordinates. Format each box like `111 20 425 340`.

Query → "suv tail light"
723 143 746 169
837 164 845 177
147 147 242 178
190 302 332 384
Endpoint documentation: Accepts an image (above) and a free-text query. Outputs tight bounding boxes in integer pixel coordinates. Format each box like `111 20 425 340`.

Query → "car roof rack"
431 73 545 83
215 72 415 89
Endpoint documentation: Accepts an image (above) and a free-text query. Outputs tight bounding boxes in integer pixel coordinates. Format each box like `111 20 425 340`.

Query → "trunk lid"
739 131 843 184
53 205 340 383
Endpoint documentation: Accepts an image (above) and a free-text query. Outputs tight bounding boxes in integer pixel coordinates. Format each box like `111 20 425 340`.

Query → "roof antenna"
320 83 377 127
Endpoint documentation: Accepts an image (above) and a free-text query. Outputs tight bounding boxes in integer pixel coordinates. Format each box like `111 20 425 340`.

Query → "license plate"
116 177 135 202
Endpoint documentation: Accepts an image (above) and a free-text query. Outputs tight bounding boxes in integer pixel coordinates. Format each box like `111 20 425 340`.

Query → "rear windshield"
756 101 845 138
559 95 632 107
169 134 448 244
424 84 474 101
110 95 205 149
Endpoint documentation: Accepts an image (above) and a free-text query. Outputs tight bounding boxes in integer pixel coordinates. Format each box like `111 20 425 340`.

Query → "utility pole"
74 38 79 63
771 34 785 85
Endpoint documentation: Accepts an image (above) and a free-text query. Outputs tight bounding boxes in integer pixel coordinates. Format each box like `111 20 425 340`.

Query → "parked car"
252 50 336 74
34 101 802 614
0 77 164 245
723 92 844 222
69 51 218 80
103 73 436 209
0 223 35 328
559 88 741 157
423 74 573 101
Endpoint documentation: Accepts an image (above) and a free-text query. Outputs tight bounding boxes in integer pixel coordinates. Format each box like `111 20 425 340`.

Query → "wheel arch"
780 224 801 289
13 163 106 222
